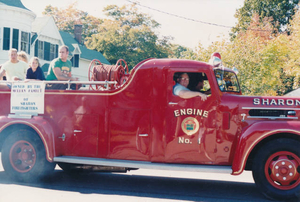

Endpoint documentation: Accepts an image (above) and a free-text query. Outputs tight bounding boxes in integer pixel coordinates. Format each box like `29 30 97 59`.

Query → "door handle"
139 134 148 137
168 102 178 105
58 134 66 141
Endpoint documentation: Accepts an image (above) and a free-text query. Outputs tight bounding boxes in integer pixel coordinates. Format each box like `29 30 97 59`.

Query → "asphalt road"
0 163 275 202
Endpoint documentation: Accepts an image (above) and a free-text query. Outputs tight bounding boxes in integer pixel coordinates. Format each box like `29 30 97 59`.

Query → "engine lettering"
174 108 208 118
178 137 192 144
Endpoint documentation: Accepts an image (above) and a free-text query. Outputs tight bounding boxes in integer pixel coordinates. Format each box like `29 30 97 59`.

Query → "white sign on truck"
10 83 45 114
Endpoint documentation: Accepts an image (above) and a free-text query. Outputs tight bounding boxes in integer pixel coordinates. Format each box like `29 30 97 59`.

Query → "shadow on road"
0 170 272 201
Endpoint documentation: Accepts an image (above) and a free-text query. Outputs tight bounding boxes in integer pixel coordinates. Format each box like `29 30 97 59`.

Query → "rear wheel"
1 130 55 182
252 138 300 200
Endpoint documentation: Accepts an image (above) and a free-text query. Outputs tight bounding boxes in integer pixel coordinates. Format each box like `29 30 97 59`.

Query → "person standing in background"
17 51 29 64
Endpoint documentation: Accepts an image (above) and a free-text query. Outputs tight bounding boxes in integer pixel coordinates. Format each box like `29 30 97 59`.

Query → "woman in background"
17 51 29 64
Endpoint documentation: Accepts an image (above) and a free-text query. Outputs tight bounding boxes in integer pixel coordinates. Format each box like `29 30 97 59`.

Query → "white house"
0 0 35 63
0 0 110 81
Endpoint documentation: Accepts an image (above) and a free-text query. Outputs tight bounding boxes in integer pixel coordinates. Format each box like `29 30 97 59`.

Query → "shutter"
12 29 19 50
34 39 39 57
28 33 31 54
31 33 37 45
55 44 58 58
44 42 50 61
3 27 10 50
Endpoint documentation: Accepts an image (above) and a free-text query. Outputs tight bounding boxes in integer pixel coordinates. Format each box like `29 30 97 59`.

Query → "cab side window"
173 72 210 95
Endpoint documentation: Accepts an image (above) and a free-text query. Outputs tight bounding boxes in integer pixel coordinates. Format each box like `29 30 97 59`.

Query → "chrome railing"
0 80 118 90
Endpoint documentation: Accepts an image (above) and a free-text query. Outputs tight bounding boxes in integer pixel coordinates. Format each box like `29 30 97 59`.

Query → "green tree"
85 4 171 68
168 44 194 59
226 13 295 96
182 14 289 96
231 0 299 38
282 7 300 91
43 2 102 41
180 6 300 96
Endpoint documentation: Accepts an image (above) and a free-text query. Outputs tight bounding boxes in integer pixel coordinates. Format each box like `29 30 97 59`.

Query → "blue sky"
22 0 245 49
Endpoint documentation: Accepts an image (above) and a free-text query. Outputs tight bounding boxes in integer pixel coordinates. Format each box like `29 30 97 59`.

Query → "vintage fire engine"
0 58 299 201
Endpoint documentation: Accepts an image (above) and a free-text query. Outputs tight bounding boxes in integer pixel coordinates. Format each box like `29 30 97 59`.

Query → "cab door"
164 69 218 164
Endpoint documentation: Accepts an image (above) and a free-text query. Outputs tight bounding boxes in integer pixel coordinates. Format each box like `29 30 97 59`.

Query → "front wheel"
1 130 55 182
252 138 300 200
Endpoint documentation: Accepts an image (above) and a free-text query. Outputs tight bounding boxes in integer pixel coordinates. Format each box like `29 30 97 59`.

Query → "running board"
54 156 232 174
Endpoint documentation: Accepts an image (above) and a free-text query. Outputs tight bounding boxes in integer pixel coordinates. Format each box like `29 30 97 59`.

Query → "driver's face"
179 73 189 88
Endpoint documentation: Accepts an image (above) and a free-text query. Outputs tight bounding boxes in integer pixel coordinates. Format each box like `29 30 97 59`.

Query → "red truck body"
0 58 299 200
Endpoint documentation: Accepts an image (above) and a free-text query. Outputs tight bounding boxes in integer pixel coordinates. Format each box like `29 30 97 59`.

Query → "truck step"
54 156 232 174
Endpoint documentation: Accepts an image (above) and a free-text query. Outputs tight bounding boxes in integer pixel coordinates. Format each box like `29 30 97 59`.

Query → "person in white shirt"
0 49 28 89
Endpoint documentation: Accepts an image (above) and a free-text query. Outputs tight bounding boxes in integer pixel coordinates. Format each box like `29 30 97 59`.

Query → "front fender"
0 116 58 162
232 121 300 175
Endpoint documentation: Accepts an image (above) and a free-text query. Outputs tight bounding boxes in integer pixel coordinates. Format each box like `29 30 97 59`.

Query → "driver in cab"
173 73 207 101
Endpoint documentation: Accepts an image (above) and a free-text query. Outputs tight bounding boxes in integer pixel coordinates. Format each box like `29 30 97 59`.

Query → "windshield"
214 69 240 92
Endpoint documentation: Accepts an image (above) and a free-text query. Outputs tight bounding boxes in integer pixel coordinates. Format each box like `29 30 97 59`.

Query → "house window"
21 31 29 53
71 54 79 68
12 29 19 50
38 40 44 59
50 44 56 60
3 27 10 50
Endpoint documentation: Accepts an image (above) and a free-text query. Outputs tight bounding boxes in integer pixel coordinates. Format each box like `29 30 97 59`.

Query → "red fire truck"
0 58 299 200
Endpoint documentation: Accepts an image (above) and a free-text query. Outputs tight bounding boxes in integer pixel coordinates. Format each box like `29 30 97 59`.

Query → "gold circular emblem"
181 117 199 136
